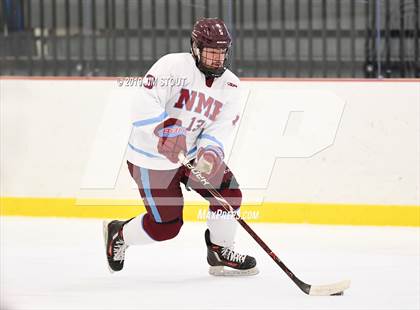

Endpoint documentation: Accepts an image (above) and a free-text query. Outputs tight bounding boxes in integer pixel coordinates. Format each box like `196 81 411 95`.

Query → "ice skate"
103 220 129 273
205 229 259 276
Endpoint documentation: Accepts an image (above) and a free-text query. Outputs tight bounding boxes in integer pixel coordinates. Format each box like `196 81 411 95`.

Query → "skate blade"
102 220 114 274
209 265 259 276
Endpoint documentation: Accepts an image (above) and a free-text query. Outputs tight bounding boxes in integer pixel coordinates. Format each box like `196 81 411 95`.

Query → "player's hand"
195 147 223 178
154 118 187 163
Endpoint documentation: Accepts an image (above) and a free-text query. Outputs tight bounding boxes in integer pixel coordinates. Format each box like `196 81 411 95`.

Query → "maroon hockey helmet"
191 18 232 78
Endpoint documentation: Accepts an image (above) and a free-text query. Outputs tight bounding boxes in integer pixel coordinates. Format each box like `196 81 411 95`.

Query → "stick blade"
308 280 351 296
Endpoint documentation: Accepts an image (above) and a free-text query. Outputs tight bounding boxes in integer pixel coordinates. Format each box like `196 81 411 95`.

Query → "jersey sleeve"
131 54 176 130
196 83 248 161
128 55 177 160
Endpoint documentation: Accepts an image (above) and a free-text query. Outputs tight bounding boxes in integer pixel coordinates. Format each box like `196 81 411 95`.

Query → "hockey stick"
179 153 350 296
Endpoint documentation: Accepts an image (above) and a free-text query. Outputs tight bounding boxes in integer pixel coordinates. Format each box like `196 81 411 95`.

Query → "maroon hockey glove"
154 118 187 163
195 146 223 178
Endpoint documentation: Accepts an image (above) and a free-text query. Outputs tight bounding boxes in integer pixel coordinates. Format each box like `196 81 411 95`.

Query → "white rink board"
1 79 419 206
1 217 419 310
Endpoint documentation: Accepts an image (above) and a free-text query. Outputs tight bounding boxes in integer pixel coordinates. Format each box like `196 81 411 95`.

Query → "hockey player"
104 18 258 276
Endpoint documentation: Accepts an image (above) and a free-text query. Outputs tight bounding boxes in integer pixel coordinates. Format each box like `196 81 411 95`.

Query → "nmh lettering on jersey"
174 88 223 121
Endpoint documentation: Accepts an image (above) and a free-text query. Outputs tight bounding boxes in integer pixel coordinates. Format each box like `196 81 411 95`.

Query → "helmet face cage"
191 41 231 78
190 18 232 78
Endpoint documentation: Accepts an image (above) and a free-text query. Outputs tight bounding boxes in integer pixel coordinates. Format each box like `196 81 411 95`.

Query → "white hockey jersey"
127 53 247 170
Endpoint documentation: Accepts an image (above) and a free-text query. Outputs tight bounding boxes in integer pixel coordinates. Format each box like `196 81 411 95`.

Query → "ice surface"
1 217 419 310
